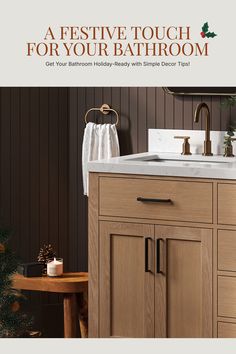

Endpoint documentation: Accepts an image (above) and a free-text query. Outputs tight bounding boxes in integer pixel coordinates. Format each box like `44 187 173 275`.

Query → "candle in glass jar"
47 258 63 277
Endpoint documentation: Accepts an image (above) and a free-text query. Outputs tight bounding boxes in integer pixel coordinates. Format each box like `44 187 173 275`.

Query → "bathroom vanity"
88 130 236 338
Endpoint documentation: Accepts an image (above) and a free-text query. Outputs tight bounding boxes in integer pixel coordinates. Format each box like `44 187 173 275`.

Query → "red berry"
200 31 205 38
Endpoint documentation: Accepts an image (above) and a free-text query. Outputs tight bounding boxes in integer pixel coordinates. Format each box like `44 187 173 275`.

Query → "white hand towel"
82 123 120 195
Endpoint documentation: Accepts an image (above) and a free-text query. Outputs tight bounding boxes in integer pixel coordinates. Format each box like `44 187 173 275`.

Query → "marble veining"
148 129 227 155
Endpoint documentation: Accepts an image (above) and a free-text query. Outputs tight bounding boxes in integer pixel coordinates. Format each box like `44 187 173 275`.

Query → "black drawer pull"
145 237 152 273
156 238 163 273
137 197 172 203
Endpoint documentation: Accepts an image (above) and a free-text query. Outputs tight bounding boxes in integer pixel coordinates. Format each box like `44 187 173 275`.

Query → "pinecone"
37 244 56 274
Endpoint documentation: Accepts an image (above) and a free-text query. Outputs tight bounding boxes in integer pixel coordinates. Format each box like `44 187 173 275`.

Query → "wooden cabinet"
99 176 213 223
97 221 212 338
217 185 236 336
218 183 236 225
218 230 236 271
88 173 236 338
155 226 212 338
99 222 155 338
218 276 236 318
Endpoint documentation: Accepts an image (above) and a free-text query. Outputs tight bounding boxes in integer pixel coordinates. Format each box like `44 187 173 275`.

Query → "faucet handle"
174 136 192 155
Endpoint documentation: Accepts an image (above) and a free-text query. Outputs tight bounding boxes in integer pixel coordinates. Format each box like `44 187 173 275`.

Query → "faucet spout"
194 102 213 156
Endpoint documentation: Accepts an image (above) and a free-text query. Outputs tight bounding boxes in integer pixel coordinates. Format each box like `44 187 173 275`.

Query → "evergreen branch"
221 96 236 107
0 227 33 337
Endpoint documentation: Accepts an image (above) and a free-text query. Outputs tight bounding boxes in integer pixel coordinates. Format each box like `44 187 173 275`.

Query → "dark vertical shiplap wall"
0 88 69 267
0 87 235 337
0 88 69 337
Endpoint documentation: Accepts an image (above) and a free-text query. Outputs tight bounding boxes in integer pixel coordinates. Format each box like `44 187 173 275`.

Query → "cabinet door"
155 226 212 338
99 221 155 338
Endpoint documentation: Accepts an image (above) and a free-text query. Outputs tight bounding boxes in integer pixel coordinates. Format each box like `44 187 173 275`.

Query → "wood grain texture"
168 239 201 337
63 293 78 338
99 176 213 223
218 276 236 318
218 183 236 225
154 236 166 338
213 228 218 336
213 181 218 336
88 172 99 337
218 230 236 271
218 322 236 337
99 221 155 338
155 225 213 338
77 291 88 338
13 272 88 293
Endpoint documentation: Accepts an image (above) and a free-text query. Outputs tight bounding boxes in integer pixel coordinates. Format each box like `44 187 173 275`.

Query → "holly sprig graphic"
200 22 217 38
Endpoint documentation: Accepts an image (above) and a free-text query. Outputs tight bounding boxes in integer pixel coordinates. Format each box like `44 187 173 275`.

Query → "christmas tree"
0 228 32 337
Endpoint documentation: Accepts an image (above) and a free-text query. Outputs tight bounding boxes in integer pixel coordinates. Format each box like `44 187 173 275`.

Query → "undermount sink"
126 155 232 165
140 157 228 164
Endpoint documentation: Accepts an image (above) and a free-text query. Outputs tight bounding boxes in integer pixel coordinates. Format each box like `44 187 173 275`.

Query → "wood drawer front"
218 184 236 225
218 276 236 318
218 322 236 337
99 177 213 223
218 230 236 271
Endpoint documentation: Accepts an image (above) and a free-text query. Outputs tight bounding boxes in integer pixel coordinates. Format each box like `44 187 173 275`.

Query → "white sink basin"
126 155 232 165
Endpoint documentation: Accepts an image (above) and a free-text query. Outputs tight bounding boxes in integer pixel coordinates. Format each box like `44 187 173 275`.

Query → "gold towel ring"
84 104 119 126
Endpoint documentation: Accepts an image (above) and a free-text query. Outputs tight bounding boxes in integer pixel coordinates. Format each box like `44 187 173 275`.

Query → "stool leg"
63 293 77 338
77 291 88 338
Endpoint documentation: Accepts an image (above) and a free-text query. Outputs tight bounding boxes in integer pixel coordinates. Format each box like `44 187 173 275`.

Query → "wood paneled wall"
0 88 69 267
0 88 69 337
0 87 234 337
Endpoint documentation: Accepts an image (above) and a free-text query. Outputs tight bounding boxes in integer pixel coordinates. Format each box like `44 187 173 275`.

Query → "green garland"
0 228 33 337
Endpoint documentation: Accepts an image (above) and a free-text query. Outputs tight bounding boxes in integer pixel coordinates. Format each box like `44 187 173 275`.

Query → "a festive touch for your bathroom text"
26 26 211 58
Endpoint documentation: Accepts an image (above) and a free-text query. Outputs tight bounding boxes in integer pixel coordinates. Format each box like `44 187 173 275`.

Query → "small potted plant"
222 96 236 157
223 133 236 157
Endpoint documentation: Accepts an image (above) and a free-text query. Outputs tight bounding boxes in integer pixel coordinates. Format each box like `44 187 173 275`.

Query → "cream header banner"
0 0 234 86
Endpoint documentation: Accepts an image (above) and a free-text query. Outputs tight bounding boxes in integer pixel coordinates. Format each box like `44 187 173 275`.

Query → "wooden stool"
12 272 88 338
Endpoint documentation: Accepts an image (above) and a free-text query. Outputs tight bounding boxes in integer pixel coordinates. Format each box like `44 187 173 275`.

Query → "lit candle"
47 258 63 277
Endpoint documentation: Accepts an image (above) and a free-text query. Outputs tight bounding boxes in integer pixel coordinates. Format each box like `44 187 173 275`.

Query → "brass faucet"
194 102 213 156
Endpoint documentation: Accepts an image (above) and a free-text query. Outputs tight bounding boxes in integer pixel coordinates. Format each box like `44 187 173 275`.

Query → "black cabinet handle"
156 238 163 273
145 237 152 273
137 197 172 203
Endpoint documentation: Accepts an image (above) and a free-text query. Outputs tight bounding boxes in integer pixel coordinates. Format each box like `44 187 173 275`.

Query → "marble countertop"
87 152 236 180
